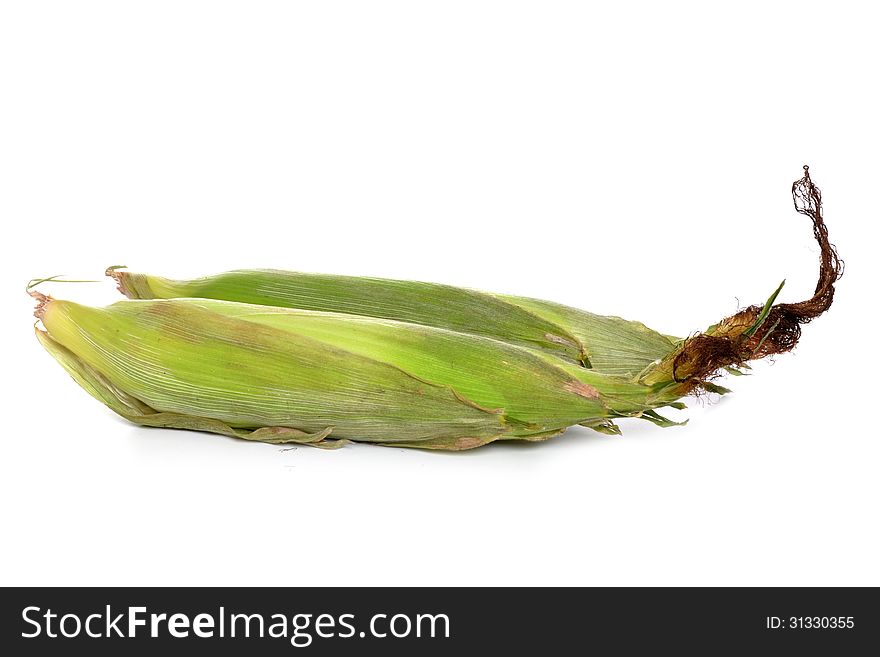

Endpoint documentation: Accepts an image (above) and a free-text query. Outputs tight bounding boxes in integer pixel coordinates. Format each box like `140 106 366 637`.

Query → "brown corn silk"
644 166 843 389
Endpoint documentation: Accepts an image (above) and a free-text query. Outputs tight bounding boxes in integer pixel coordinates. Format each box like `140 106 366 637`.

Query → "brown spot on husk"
564 380 600 399
671 166 843 389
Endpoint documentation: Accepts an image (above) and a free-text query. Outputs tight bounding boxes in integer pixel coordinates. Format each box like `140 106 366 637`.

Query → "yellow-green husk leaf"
37 297 681 449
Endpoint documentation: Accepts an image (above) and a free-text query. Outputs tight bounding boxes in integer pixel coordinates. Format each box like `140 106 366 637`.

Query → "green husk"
108 268 678 379
36 296 686 449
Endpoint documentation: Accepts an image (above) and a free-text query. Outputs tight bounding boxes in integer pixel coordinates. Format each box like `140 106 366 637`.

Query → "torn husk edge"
643 165 843 390
106 265 154 299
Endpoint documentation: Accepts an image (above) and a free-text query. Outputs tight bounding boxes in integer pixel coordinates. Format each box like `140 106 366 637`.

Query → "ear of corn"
36 297 683 449
109 268 678 379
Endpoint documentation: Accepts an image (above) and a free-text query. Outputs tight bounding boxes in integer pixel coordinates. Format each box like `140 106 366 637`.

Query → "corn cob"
33 167 840 449
33 295 688 449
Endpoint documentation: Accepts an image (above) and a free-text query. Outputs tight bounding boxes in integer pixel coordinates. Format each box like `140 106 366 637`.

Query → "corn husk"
35 296 687 449
109 268 678 379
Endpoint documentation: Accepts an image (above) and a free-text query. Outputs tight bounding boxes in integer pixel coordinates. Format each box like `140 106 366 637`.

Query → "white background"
1 1 877 586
